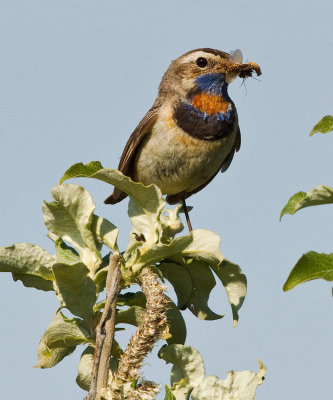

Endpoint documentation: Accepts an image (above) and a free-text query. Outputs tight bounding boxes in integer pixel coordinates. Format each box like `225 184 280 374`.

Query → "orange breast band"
192 93 230 115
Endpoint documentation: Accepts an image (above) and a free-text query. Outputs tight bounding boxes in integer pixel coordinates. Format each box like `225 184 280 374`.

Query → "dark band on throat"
173 101 237 141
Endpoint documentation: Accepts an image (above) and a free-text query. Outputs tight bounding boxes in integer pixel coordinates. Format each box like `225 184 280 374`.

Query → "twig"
108 267 168 399
85 251 121 400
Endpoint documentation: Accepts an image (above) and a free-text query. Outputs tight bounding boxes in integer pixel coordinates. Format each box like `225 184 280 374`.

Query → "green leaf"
91 214 119 251
191 361 266 400
111 339 123 359
212 260 247 327
158 262 192 308
280 185 333 220
36 311 91 368
42 184 101 273
117 291 147 308
95 291 146 309
310 115 333 136
60 161 104 184
36 341 75 369
165 297 187 345
164 385 176 400
53 262 96 324
76 344 121 391
0 243 55 279
158 344 205 400
0 243 55 291
160 204 185 240
132 229 223 274
116 306 145 326
92 252 112 293
60 162 166 245
55 238 80 264
128 191 165 247
93 265 110 293
184 260 223 320
131 235 191 273
12 272 54 291
283 251 333 291
76 345 94 391
41 312 90 348
182 229 224 267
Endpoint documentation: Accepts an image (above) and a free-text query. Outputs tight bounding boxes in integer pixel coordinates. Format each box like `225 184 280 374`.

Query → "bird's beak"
225 49 262 83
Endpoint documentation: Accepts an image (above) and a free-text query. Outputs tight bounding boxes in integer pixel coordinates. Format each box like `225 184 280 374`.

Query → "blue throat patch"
194 73 231 100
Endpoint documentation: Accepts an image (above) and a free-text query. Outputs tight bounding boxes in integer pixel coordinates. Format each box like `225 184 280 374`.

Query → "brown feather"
104 107 159 204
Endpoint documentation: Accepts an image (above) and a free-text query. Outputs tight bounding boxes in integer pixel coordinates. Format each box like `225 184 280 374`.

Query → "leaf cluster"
0 162 249 395
159 344 265 400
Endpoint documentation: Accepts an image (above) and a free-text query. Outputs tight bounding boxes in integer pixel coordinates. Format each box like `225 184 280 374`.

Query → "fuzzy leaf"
60 161 104 183
117 291 147 308
191 361 266 400
132 235 192 272
132 229 223 273
283 251 333 291
116 292 146 327
40 312 90 349
181 229 224 267
60 162 166 245
42 184 101 273
91 214 119 251
37 341 75 369
0 243 55 279
93 254 112 293
160 204 185 240
53 262 96 324
76 343 121 392
280 185 333 219
165 297 187 345
310 115 333 136
184 260 223 320
76 346 94 391
158 262 192 308
12 273 54 291
116 306 145 326
159 344 205 400
36 311 90 368
0 243 55 290
93 267 109 294
212 260 247 327
55 238 80 264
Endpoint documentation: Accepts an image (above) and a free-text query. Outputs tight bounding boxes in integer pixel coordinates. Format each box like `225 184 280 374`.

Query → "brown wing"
166 126 241 204
104 106 159 204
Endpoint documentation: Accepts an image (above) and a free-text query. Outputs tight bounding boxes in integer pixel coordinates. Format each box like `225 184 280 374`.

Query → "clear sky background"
1 1 332 399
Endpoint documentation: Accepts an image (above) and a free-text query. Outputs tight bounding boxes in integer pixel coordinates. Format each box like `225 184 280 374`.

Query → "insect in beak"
225 49 262 83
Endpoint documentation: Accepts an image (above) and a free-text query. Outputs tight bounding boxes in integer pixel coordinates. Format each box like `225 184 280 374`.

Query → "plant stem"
108 266 168 399
85 251 121 400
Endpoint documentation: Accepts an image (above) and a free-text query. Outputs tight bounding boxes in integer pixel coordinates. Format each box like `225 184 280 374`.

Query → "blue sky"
1 1 332 399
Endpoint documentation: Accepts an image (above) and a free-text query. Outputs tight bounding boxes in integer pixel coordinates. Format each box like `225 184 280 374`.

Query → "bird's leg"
181 197 193 232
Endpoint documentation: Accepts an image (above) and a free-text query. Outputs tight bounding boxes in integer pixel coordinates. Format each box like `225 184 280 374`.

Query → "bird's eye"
196 57 208 68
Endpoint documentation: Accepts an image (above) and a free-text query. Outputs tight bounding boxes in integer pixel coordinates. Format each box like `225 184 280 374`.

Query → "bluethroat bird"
105 48 261 231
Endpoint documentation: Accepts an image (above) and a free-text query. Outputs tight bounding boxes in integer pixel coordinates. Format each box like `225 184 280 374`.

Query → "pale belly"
133 111 238 195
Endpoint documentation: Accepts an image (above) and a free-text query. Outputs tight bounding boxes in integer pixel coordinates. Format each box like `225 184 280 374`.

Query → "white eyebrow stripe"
180 51 225 64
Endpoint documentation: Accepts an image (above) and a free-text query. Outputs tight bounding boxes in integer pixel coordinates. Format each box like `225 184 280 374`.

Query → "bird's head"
159 48 261 101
